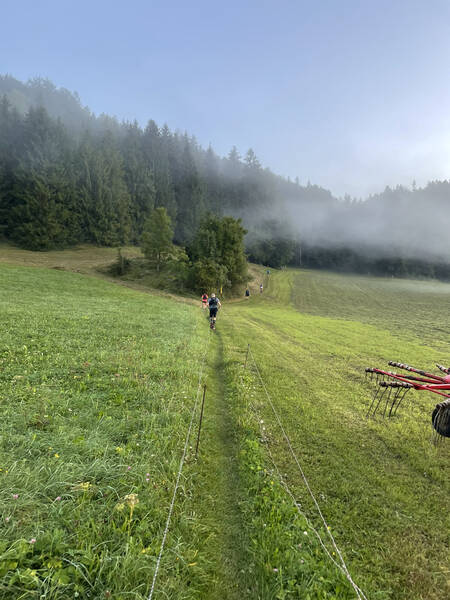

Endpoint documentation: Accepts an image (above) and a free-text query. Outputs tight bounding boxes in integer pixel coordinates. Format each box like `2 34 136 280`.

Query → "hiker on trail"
201 292 208 309
260 283 263 293
245 289 250 298
208 293 221 324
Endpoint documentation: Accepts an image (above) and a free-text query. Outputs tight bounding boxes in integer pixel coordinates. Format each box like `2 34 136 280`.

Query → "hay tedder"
365 361 450 441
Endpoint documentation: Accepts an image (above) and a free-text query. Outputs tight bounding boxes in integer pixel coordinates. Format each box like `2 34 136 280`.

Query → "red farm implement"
365 361 450 441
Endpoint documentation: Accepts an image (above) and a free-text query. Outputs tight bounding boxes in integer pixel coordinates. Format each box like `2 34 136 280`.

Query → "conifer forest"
1 75 450 279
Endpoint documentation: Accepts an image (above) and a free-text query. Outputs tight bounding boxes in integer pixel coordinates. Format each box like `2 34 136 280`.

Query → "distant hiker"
245 289 250 298
260 283 263 293
266 269 270 275
208 293 221 325
201 293 208 309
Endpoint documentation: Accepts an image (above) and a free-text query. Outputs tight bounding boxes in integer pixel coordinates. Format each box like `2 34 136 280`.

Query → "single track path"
192 329 251 599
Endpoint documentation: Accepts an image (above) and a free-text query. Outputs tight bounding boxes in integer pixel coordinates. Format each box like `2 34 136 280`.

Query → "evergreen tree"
76 131 131 246
244 148 261 170
143 120 176 220
173 141 205 243
222 146 243 212
141 207 174 271
0 96 22 237
204 145 223 215
5 106 81 249
121 121 155 242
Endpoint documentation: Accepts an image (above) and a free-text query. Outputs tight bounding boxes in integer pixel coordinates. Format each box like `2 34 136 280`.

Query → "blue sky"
2 0 450 197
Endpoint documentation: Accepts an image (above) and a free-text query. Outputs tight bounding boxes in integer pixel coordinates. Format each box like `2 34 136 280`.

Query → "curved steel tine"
388 387 402 417
383 386 393 417
393 387 409 416
373 386 388 416
366 387 381 418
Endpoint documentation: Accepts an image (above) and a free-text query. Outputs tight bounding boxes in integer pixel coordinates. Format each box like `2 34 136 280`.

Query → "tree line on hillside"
0 85 280 251
1 75 450 281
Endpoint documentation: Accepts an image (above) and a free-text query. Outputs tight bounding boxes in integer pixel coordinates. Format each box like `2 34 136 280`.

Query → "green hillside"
0 258 448 599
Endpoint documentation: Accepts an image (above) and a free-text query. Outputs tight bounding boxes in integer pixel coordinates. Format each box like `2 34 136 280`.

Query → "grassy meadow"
220 269 450 599
0 244 143 272
0 263 211 598
0 250 449 599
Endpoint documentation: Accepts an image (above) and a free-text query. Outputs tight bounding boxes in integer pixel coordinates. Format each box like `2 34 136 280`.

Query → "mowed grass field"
0 251 449 600
220 269 450 600
0 244 143 272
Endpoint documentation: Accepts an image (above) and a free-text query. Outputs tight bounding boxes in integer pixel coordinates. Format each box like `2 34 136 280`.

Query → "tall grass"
0 264 209 599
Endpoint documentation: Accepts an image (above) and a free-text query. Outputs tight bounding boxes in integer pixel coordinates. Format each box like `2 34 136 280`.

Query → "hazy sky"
2 0 450 197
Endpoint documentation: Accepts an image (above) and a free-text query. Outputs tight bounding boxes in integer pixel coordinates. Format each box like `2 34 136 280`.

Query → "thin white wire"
251 400 351 577
148 335 210 600
248 347 367 600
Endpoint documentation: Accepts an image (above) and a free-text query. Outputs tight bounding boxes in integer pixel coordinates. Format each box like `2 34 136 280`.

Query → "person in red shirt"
201 293 208 309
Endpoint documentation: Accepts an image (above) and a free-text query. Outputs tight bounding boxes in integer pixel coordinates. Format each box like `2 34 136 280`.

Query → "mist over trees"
1 75 450 279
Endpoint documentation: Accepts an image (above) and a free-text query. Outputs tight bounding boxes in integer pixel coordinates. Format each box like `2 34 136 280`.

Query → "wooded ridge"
1 75 449 279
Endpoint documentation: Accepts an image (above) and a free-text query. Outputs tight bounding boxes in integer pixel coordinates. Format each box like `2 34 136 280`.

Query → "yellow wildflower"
124 493 139 508
73 482 92 492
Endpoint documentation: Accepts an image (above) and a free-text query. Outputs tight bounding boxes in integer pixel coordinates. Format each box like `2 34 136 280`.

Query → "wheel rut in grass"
195 330 250 599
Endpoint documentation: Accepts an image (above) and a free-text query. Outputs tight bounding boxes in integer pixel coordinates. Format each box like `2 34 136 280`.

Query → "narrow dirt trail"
193 329 252 599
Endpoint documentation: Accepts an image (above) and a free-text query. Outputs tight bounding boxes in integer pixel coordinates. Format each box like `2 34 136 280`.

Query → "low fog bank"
240 179 450 267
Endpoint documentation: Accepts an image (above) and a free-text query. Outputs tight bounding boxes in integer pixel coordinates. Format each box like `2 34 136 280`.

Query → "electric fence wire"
148 332 211 600
248 347 368 600
251 399 358 581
